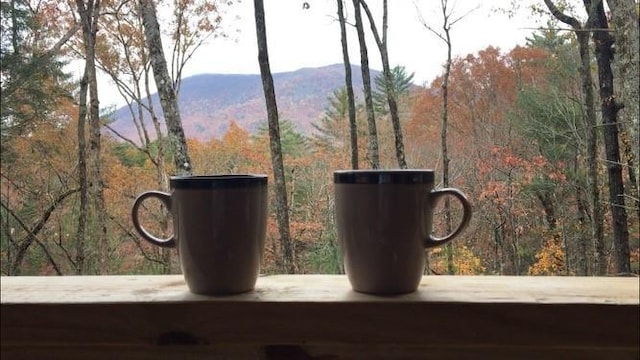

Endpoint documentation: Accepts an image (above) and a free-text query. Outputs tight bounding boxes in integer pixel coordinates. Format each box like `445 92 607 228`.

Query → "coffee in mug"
131 175 268 295
334 170 472 295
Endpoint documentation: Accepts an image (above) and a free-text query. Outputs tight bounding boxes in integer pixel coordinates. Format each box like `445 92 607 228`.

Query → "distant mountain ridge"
109 64 380 141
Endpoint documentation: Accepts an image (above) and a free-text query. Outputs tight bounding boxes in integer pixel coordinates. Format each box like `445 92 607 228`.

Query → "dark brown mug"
131 175 268 295
334 170 472 295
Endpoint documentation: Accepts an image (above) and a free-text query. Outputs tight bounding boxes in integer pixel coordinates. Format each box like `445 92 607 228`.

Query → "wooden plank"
1 344 638 360
1 275 638 360
1 275 638 304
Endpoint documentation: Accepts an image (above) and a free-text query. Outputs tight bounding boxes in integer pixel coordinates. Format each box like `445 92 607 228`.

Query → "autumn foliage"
2 22 638 276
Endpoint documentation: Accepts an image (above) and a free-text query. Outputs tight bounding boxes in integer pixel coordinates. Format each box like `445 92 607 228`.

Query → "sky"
98 0 541 108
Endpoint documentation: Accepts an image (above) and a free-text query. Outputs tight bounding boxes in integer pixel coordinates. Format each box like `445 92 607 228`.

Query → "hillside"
108 64 380 141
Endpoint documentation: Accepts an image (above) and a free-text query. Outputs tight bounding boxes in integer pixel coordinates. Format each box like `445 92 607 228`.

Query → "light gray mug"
334 169 472 295
132 175 268 295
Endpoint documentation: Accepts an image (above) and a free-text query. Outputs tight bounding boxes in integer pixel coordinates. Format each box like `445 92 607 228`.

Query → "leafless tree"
337 0 359 169
359 0 407 169
417 0 477 274
140 0 192 176
254 0 295 273
352 0 379 168
75 0 107 274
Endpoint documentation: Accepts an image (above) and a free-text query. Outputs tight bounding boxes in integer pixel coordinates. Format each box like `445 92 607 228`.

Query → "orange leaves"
479 180 511 202
531 155 548 168
430 245 486 275
222 120 251 148
290 220 323 245
502 153 523 168
189 120 270 175
529 238 567 276
481 145 566 188
168 0 232 46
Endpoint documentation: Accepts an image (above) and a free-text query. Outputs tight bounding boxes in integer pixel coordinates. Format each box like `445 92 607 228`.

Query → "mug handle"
424 188 472 249
131 191 177 248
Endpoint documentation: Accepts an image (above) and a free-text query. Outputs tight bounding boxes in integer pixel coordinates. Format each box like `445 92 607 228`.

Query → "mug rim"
334 169 435 184
170 174 268 189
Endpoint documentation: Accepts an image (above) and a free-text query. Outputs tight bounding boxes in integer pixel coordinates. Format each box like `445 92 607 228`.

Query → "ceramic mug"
334 169 472 295
132 175 268 295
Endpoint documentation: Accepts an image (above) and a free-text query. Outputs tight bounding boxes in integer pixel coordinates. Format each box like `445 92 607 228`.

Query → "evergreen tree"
0 0 71 144
373 65 414 115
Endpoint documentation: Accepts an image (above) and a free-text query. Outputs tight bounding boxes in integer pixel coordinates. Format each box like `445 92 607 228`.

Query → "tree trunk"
606 0 640 219
337 0 358 170
140 0 192 176
575 178 590 275
359 0 407 169
543 0 606 275
590 0 631 274
581 29 607 275
536 191 557 231
441 12 453 275
75 0 105 274
76 62 89 275
578 31 608 276
254 0 295 274
352 0 379 169
418 0 476 274
86 1 107 274
99 1 177 273
619 127 639 221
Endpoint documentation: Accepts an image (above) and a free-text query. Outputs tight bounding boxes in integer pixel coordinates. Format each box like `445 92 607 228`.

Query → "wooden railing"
1 275 638 359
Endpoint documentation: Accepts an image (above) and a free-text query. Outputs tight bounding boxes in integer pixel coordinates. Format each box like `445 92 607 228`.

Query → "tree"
1 98 85 275
165 0 234 95
589 0 630 274
140 0 192 176
352 0 379 168
542 0 606 274
97 0 170 187
336 0 359 169
75 0 107 274
254 0 295 273
97 0 232 273
513 82 587 275
0 0 86 276
315 88 355 147
0 0 77 154
606 0 639 223
373 65 414 115
508 29 596 275
418 0 476 274
257 119 308 158
432 46 545 275
359 0 407 168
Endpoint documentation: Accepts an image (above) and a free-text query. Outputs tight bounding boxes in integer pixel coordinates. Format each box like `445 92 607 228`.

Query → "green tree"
314 87 358 148
111 142 148 168
540 1 608 274
256 119 308 158
0 0 73 149
373 65 414 115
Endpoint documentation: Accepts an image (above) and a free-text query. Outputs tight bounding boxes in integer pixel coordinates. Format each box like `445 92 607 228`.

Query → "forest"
1 0 638 277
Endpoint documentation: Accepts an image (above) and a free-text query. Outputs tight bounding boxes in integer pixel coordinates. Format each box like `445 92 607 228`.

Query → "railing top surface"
1 275 638 305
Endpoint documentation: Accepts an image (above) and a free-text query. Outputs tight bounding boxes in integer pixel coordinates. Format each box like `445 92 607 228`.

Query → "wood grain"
1 275 638 359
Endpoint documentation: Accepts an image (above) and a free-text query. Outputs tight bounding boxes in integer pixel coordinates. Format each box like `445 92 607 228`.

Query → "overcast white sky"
98 0 541 108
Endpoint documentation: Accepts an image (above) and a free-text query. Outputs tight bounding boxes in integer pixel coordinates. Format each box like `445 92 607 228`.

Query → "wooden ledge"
1 274 638 304
1 275 639 360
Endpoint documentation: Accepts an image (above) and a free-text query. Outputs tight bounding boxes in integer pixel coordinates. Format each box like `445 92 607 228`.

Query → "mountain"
108 64 380 141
